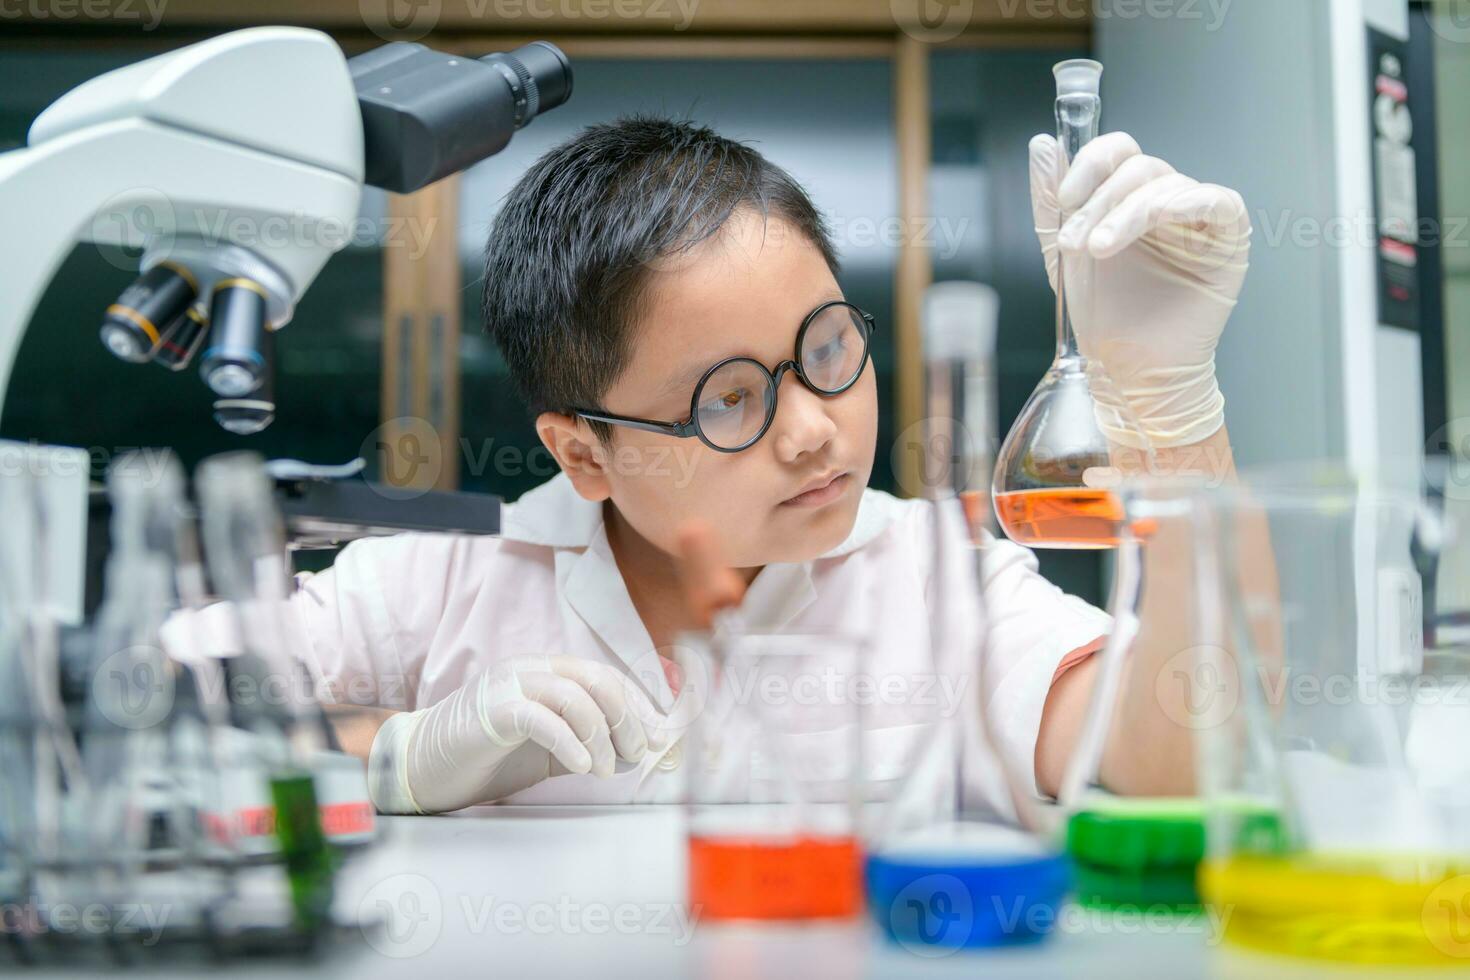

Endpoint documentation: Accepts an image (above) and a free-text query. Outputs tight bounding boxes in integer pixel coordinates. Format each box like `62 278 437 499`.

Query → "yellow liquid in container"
1200 854 1470 966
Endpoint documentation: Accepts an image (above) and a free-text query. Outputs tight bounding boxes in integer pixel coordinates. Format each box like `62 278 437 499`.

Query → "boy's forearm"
1105 425 1236 795
325 703 398 764
1105 426 1239 794
1037 425 1236 798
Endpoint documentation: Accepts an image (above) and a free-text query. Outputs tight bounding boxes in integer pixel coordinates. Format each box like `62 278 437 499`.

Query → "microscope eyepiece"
100 262 198 363
200 278 270 398
351 40 574 194
481 41 574 129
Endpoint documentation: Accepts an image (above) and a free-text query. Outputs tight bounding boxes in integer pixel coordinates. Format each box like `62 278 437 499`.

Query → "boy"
294 116 1250 814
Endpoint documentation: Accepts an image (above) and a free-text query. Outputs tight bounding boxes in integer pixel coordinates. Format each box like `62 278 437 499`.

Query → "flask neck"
1053 92 1101 363
1055 93 1101 169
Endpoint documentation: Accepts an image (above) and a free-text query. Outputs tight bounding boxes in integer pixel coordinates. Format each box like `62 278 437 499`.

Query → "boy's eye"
701 387 751 414
807 334 846 364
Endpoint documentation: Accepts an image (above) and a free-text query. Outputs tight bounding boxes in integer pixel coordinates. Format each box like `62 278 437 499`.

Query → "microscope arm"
0 26 571 434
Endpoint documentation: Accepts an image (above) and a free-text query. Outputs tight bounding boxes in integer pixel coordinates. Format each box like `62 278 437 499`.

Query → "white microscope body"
0 27 364 419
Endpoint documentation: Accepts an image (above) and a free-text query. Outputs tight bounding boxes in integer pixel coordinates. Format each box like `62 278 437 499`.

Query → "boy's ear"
536 412 612 501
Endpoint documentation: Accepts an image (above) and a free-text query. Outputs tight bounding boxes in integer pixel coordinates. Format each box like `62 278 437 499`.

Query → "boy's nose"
770 369 837 463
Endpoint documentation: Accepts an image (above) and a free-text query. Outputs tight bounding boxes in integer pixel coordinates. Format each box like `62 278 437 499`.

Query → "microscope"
0 30 574 957
1 25 575 611
0 25 571 435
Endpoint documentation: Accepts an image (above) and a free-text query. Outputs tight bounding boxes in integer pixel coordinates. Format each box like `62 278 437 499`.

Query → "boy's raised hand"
368 654 669 814
1029 131 1251 448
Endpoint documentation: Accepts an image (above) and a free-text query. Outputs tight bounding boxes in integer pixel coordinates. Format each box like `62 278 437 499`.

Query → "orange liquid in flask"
688 835 861 920
991 487 1124 549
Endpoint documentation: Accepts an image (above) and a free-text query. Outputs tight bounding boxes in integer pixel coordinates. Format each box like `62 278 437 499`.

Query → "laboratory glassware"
1053 476 1278 910
917 280 999 539
197 452 336 936
0 461 53 930
859 499 1070 952
992 58 1153 550
1189 464 1470 965
79 452 189 915
861 296 1069 951
681 629 864 921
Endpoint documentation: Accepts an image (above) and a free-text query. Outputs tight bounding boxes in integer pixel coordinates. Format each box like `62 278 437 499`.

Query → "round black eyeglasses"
572 300 876 453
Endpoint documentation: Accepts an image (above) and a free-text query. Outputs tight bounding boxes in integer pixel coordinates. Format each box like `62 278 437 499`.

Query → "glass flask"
859 498 1070 952
860 324 1069 952
992 58 1154 550
1187 463 1470 965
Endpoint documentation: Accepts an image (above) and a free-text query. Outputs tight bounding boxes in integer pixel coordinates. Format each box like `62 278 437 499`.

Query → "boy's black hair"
481 114 840 440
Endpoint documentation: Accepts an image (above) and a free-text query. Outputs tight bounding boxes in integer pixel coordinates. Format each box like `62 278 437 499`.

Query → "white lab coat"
278 473 1110 811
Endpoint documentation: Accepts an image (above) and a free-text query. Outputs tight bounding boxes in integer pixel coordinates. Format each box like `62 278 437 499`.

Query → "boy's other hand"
367 655 669 813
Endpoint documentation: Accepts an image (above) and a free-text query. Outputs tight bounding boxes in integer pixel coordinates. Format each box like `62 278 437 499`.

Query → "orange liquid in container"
688 835 861 920
992 487 1124 549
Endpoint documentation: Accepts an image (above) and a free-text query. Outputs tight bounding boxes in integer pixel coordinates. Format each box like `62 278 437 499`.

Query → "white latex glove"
1030 131 1252 448
367 656 669 814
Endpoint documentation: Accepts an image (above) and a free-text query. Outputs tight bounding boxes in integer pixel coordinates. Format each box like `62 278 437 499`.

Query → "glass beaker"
992 58 1153 550
1190 463 1470 965
681 630 864 921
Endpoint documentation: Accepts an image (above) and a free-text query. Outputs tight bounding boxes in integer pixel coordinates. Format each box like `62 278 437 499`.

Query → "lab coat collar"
497 470 606 548
499 470 907 559
501 471 903 684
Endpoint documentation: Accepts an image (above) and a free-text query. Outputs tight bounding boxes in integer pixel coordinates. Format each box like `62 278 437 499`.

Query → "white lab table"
24 807 1456 978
